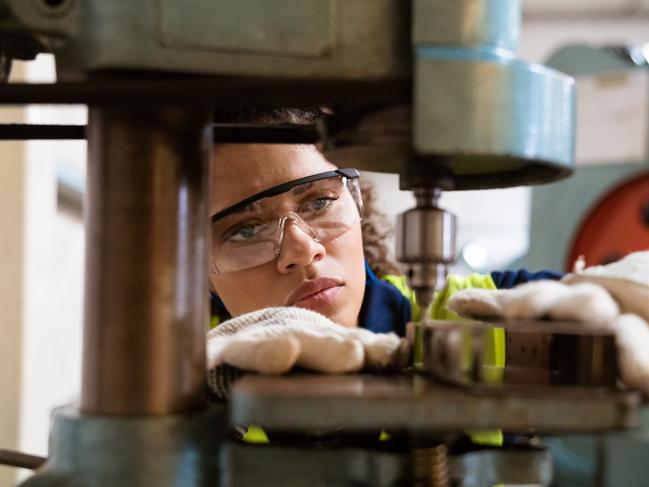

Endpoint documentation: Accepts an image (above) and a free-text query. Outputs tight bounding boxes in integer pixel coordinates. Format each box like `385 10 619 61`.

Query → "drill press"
0 1 621 486
392 0 575 312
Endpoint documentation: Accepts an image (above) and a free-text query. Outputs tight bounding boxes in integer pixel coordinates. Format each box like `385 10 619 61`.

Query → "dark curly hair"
214 107 324 125
359 180 402 277
214 107 402 277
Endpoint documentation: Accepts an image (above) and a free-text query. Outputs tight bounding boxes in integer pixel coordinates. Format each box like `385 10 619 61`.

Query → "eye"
222 221 268 243
301 196 338 214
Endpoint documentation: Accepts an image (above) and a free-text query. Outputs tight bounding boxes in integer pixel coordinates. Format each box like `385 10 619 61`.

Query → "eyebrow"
211 168 359 222
291 181 315 196
227 201 262 216
224 181 325 218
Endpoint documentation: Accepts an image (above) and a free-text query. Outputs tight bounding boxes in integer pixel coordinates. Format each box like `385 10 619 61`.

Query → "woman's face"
209 144 366 327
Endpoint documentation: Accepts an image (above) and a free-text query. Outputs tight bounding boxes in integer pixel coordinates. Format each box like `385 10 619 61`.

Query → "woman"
206 110 649 480
209 141 417 332
209 142 368 328
205 109 569 383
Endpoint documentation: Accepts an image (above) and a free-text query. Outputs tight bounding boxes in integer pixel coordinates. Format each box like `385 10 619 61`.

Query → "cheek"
210 268 276 316
326 225 366 308
330 223 365 271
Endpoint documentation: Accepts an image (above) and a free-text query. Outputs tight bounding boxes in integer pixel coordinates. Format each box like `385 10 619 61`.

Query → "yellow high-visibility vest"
383 273 505 446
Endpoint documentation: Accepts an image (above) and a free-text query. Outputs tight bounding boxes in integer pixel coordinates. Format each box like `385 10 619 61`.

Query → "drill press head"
390 0 575 310
396 188 457 314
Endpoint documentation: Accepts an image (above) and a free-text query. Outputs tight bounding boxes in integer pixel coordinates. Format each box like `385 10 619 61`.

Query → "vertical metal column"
82 106 211 414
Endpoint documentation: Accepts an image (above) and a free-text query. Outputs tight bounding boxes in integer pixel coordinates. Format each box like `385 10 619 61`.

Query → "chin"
327 310 357 328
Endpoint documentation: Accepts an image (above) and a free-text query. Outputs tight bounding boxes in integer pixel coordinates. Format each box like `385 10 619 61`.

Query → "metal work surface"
231 374 640 434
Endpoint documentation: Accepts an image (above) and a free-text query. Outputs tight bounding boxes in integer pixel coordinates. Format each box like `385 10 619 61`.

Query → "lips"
286 277 344 309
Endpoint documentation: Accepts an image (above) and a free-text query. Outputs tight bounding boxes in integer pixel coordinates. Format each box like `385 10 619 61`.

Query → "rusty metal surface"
230 374 640 434
81 106 211 414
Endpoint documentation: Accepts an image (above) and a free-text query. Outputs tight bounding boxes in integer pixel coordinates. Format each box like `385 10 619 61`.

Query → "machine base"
19 405 227 487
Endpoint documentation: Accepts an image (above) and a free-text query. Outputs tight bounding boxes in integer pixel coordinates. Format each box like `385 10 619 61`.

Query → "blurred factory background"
1 0 649 484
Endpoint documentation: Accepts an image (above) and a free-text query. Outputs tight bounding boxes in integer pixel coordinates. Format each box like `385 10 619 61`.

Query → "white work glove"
446 251 649 395
562 251 649 322
206 307 408 401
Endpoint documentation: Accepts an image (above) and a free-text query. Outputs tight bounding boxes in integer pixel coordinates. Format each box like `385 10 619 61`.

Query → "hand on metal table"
447 251 649 395
206 306 408 400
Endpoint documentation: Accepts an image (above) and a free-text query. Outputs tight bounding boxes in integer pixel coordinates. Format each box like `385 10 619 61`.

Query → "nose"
276 219 326 273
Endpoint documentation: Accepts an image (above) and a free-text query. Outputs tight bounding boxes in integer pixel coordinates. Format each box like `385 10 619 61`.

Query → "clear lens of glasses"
211 175 362 273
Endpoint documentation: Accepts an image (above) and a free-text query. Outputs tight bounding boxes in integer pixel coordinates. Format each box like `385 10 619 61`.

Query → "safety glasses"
210 168 362 273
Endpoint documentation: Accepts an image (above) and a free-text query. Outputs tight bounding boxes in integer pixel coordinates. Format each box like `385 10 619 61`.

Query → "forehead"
211 144 337 214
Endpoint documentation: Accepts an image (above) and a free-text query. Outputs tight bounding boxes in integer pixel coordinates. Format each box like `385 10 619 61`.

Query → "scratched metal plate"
230 374 639 434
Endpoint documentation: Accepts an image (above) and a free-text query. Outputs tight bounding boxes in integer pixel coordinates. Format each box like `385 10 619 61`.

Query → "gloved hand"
207 306 409 374
562 250 649 322
446 251 649 395
206 307 409 401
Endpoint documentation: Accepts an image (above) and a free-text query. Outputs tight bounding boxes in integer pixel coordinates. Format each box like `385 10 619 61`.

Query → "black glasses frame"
211 168 360 222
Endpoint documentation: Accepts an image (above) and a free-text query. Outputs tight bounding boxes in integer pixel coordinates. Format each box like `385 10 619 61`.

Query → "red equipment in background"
567 171 649 270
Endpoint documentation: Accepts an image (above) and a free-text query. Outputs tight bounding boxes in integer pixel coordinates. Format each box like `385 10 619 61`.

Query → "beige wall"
0 56 86 486
0 66 27 486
